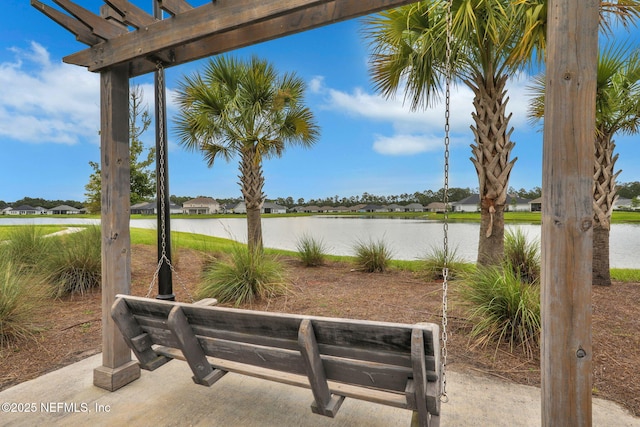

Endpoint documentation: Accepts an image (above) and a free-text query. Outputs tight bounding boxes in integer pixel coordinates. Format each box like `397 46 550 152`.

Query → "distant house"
131 202 156 215
35 207 51 215
349 204 367 212
613 197 633 210
132 201 182 215
529 197 542 212
506 195 532 212
358 204 386 213
403 203 425 212
386 204 404 212
451 194 531 212
303 205 321 213
182 197 220 215
8 205 38 215
425 202 447 213
227 201 247 214
2 207 13 215
263 202 287 214
451 195 480 212
50 205 81 215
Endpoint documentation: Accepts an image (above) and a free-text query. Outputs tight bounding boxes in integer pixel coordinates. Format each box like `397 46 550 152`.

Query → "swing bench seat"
111 294 442 427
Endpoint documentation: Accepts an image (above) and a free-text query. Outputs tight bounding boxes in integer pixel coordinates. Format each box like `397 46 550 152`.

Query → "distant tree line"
0 197 84 210
10 182 640 212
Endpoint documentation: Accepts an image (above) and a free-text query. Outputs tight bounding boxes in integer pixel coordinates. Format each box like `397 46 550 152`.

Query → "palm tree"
529 43 640 286
175 56 320 253
365 1 537 266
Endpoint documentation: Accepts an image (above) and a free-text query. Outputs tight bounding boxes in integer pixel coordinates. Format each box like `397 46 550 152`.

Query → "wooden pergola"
33 1 598 425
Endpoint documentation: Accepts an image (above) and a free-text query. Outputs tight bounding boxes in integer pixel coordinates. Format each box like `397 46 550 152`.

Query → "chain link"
146 62 194 302
439 0 453 403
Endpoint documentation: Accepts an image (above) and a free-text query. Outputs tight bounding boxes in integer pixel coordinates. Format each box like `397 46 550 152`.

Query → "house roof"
263 202 286 209
452 195 480 205
184 197 219 205
51 205 80 211
13 205 37 211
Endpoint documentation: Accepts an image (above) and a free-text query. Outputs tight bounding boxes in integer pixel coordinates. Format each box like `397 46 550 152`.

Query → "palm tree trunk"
468 73 517 267
240 150 265 253
478 199 506 266
593 133 619 286
592 223 611 286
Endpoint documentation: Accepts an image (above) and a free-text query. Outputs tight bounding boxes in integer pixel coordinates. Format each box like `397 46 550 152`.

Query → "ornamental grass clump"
295 234 328 267
44 226 102 297
352 238 393 273
0 258 45 348
198 245 288 306
504 227 540 285
422 245 473 280
3 225 54 270
460 263 541 359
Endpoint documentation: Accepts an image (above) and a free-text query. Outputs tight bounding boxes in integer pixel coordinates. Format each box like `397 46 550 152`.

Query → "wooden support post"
110 298 170 370
93 64 141 391
167 306 226 386
298 319 345 417
541 0 598 425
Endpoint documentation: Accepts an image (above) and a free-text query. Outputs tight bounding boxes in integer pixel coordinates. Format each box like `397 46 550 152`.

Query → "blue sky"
1 1 639 204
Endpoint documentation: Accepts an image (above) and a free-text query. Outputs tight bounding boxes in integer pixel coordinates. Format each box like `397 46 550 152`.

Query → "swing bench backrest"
111 294 442 427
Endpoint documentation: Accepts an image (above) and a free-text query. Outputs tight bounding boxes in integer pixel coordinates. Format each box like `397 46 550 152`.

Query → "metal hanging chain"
440 0 453 404
146 62 194 302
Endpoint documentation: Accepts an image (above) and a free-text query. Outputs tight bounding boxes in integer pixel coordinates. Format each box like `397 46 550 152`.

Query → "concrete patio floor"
1 354 638 426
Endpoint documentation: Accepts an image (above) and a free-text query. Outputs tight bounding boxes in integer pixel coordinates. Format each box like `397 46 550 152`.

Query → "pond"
1 216 637 268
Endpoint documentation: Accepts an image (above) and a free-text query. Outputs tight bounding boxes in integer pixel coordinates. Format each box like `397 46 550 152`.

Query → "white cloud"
315 73 533 155
308 76 324 94
372 134 443 155
0 42 100 145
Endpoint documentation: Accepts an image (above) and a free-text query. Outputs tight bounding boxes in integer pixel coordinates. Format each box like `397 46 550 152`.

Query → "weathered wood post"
541 0 598 424
93 64 141 391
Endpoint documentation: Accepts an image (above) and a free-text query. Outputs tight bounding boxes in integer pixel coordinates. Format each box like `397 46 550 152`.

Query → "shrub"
504 227 540 285
44 226 102 297
460 264 541 358
295 234 328 267
0 259 44 348
198 246 288 306
422 245 473 280
352 238 393 273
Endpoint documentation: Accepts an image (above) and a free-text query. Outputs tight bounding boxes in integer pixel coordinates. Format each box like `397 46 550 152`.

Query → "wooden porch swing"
32 1 598 426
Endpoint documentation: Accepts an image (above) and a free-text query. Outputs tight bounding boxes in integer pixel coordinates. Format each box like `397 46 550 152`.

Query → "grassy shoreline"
4 209 640 223
2 223 639 281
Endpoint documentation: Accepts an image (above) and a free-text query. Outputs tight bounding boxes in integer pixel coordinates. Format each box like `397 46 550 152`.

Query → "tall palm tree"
529 43 640 286
365 1 537 266
175 56 320 253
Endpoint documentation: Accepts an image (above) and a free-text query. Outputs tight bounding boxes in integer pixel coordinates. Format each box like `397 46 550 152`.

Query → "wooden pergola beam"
63 0 418 76
52 0 126 39
128 0 417 78
31 0 101 45
104 0 156 29
159 0 194 17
